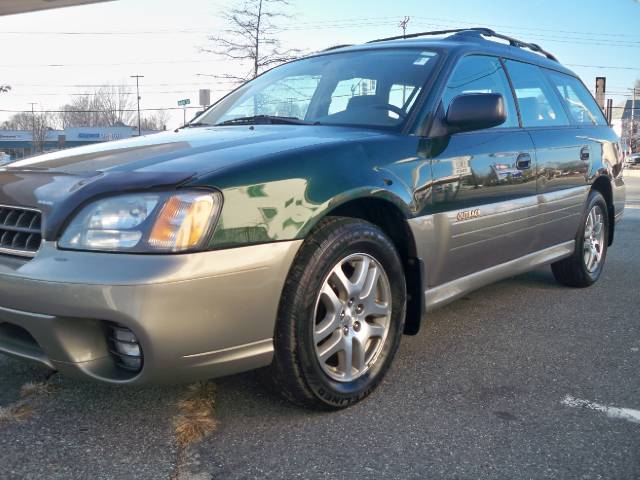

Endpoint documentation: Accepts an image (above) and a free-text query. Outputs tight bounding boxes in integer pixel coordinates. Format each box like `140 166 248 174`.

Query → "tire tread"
269 216 404 409
551 190 608 288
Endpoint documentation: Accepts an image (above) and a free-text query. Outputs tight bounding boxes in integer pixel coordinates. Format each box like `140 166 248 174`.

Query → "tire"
551 190 609 288
270 217 406 410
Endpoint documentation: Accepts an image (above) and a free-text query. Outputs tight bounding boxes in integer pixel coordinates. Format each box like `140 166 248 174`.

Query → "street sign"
199 89 211 107
178 99 191 107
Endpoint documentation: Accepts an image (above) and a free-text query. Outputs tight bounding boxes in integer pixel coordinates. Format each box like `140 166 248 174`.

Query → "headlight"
59 190 222 253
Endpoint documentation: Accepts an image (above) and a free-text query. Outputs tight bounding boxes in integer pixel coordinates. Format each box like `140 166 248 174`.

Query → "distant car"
490 162 523 184
626 153 640 166
0 27 627 410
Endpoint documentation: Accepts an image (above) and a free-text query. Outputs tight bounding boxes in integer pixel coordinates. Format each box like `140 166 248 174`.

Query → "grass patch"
0 402 35 426
171 382 218 480
20 381 59 398
0 373 61 429
173 382 218 446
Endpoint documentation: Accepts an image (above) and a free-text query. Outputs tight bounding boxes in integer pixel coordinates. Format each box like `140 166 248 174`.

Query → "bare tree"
58 85 135 128
58 95 99 128
1 111 54 153
98 85 136 126
140 110 170 131
31 112 53 153
1 112 32 130
204 0 300 82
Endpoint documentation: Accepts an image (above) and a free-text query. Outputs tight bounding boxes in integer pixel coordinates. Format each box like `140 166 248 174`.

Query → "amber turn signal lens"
148 192 220 251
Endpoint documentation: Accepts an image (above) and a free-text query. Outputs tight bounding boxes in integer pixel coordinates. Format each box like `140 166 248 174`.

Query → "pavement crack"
170 381 218 480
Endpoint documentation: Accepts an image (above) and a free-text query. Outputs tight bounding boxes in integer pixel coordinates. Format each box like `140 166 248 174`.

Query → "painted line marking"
562 395 640 424
626 205 640 210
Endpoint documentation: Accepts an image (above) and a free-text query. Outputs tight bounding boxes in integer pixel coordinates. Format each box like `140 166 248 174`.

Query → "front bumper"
0 240 302 384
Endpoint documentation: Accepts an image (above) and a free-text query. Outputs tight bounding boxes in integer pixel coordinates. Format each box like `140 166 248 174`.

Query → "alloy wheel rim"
312 253 392 383
583 205 605 273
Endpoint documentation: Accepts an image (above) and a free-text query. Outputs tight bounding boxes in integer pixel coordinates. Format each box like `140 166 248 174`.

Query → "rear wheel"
551 190 609 287
270 217 406 410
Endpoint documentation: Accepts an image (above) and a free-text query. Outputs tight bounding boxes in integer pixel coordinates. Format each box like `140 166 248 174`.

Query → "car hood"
0 125 385 239
5 125 384 175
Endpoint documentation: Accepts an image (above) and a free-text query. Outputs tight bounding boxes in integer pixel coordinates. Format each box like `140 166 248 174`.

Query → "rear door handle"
580 146 590 161
516 153 532 170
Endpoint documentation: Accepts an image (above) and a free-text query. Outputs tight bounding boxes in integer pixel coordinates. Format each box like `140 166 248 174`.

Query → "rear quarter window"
503 59 570 128
545 70 607 126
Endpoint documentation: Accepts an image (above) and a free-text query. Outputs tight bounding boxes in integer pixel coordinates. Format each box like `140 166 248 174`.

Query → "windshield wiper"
214 115 318 126
181 122 212 129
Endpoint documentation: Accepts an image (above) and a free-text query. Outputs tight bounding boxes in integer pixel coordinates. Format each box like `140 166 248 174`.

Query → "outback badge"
456 209 481 221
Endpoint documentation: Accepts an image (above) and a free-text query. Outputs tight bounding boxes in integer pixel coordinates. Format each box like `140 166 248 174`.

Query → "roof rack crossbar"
367 27 558 62
473 31 558 61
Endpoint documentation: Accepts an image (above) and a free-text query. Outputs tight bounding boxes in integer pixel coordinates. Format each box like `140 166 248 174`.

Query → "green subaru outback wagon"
0 29 625 409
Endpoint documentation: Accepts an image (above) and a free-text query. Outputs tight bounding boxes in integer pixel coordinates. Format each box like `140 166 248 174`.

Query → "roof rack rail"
323 44 353 52
367 27 558 62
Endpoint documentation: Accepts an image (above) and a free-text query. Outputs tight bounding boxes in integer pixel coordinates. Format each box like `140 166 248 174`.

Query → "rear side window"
504 60 569 128
329 78 377 115
442 55 519 128
545 70 607 125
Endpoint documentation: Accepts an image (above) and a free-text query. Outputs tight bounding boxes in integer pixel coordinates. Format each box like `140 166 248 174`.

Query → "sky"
0 0 639 129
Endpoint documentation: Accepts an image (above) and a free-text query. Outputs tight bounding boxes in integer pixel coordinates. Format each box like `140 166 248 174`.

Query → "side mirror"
445 93 506 134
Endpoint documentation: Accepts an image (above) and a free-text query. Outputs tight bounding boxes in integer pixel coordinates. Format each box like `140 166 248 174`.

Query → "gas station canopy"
0 0 114 16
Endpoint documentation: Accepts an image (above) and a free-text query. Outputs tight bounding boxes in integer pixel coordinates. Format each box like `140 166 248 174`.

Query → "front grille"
0 205 42 257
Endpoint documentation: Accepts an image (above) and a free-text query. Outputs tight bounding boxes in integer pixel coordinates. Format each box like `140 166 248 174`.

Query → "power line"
4 15 640 43
0 107 204 114
0 53 637 72
566 63 640 71
410 15 640 41
0 59 224 68
4 82 228 88
0 29 209 36
0 17 397 35
7 89 229 97
405 20 640 48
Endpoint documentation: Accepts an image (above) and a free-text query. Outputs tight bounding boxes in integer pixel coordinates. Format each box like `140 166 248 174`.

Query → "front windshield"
194 48 440 129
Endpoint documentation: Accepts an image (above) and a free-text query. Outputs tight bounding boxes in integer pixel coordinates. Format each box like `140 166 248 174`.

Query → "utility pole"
631 87 638 153
131 75 144 136
399 16 410 38
399 17 410 105
606 98 613 126
28 102 37 153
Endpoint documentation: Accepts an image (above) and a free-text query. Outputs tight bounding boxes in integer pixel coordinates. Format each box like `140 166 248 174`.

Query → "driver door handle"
580 146 591 161
516 152 532 170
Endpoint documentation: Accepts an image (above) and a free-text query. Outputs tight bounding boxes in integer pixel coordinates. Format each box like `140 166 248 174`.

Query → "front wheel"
551 190 609 288
270 217 406 410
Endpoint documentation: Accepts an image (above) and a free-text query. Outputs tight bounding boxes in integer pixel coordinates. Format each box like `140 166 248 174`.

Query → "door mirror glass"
445 93 507 133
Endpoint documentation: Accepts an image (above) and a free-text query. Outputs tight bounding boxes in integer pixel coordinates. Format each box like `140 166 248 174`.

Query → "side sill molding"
424 241 575 312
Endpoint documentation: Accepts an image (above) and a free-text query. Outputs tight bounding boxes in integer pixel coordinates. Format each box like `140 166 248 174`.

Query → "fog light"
107 324 143 373
116 341 141 357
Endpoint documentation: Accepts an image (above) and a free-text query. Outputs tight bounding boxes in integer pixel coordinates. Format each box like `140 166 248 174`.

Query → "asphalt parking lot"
1 179 639 480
